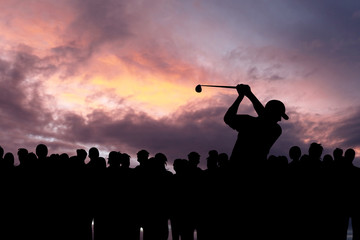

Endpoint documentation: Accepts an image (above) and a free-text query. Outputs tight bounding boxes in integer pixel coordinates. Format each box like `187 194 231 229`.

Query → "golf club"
195 84 236 93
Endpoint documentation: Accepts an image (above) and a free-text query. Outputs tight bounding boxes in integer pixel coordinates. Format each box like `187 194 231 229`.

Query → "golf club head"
195 84 202 93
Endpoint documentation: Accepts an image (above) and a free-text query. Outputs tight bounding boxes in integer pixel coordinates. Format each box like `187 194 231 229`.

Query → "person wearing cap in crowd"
224 84 289 168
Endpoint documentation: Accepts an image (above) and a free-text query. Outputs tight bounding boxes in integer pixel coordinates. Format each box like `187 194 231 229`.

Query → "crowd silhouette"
0 142 359 240
0 84 358 240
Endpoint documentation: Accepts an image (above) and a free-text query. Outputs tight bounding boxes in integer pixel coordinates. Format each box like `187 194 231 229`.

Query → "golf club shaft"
201 84 236 89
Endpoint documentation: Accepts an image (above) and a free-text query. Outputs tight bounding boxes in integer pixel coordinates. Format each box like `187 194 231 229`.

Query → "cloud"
0 49 60 157
328 107 360 147
0 50 53 125
67 0 134 47
51 99 236 168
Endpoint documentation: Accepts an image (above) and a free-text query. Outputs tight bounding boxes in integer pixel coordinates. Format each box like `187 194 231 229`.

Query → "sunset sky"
1 0 360 167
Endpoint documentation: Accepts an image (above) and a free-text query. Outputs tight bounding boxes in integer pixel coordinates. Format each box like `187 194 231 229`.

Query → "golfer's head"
264 100 289 122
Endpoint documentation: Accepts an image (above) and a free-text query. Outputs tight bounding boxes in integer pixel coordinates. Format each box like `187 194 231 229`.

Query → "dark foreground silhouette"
0 85 358 240
0 143 358 240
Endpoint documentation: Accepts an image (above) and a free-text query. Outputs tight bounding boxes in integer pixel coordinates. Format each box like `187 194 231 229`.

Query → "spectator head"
17 148 29 165
108 151 120 167
188 151 200 166
137 149 149 164
289 146 301 161
89 147 100 160
333 148 344 161
155 152 167 165
344 148 356 165
76 149 88 162
36 143 48 159
120 153 131 168
207 150 219 169
308 142 323 160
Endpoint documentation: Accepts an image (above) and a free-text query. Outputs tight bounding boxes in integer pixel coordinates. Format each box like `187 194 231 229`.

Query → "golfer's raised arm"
244 87 265 117
224 84 245 127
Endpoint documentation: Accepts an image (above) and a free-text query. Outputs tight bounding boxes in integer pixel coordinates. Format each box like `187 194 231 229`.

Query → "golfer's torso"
231 118 279 161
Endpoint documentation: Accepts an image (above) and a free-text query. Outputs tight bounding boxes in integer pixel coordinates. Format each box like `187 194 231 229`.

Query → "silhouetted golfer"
224 84 288 168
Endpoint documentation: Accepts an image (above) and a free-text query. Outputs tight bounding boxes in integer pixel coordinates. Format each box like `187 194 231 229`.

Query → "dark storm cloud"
328 107 360 148
0 49 60 157
70 0 133 45
0 50 53 126
56 103 237 166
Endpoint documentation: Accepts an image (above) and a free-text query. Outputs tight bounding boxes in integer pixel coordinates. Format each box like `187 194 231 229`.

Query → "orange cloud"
42 54 209 119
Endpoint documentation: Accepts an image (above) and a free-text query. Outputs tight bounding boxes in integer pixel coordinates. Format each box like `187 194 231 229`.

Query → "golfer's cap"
265 100 289 120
